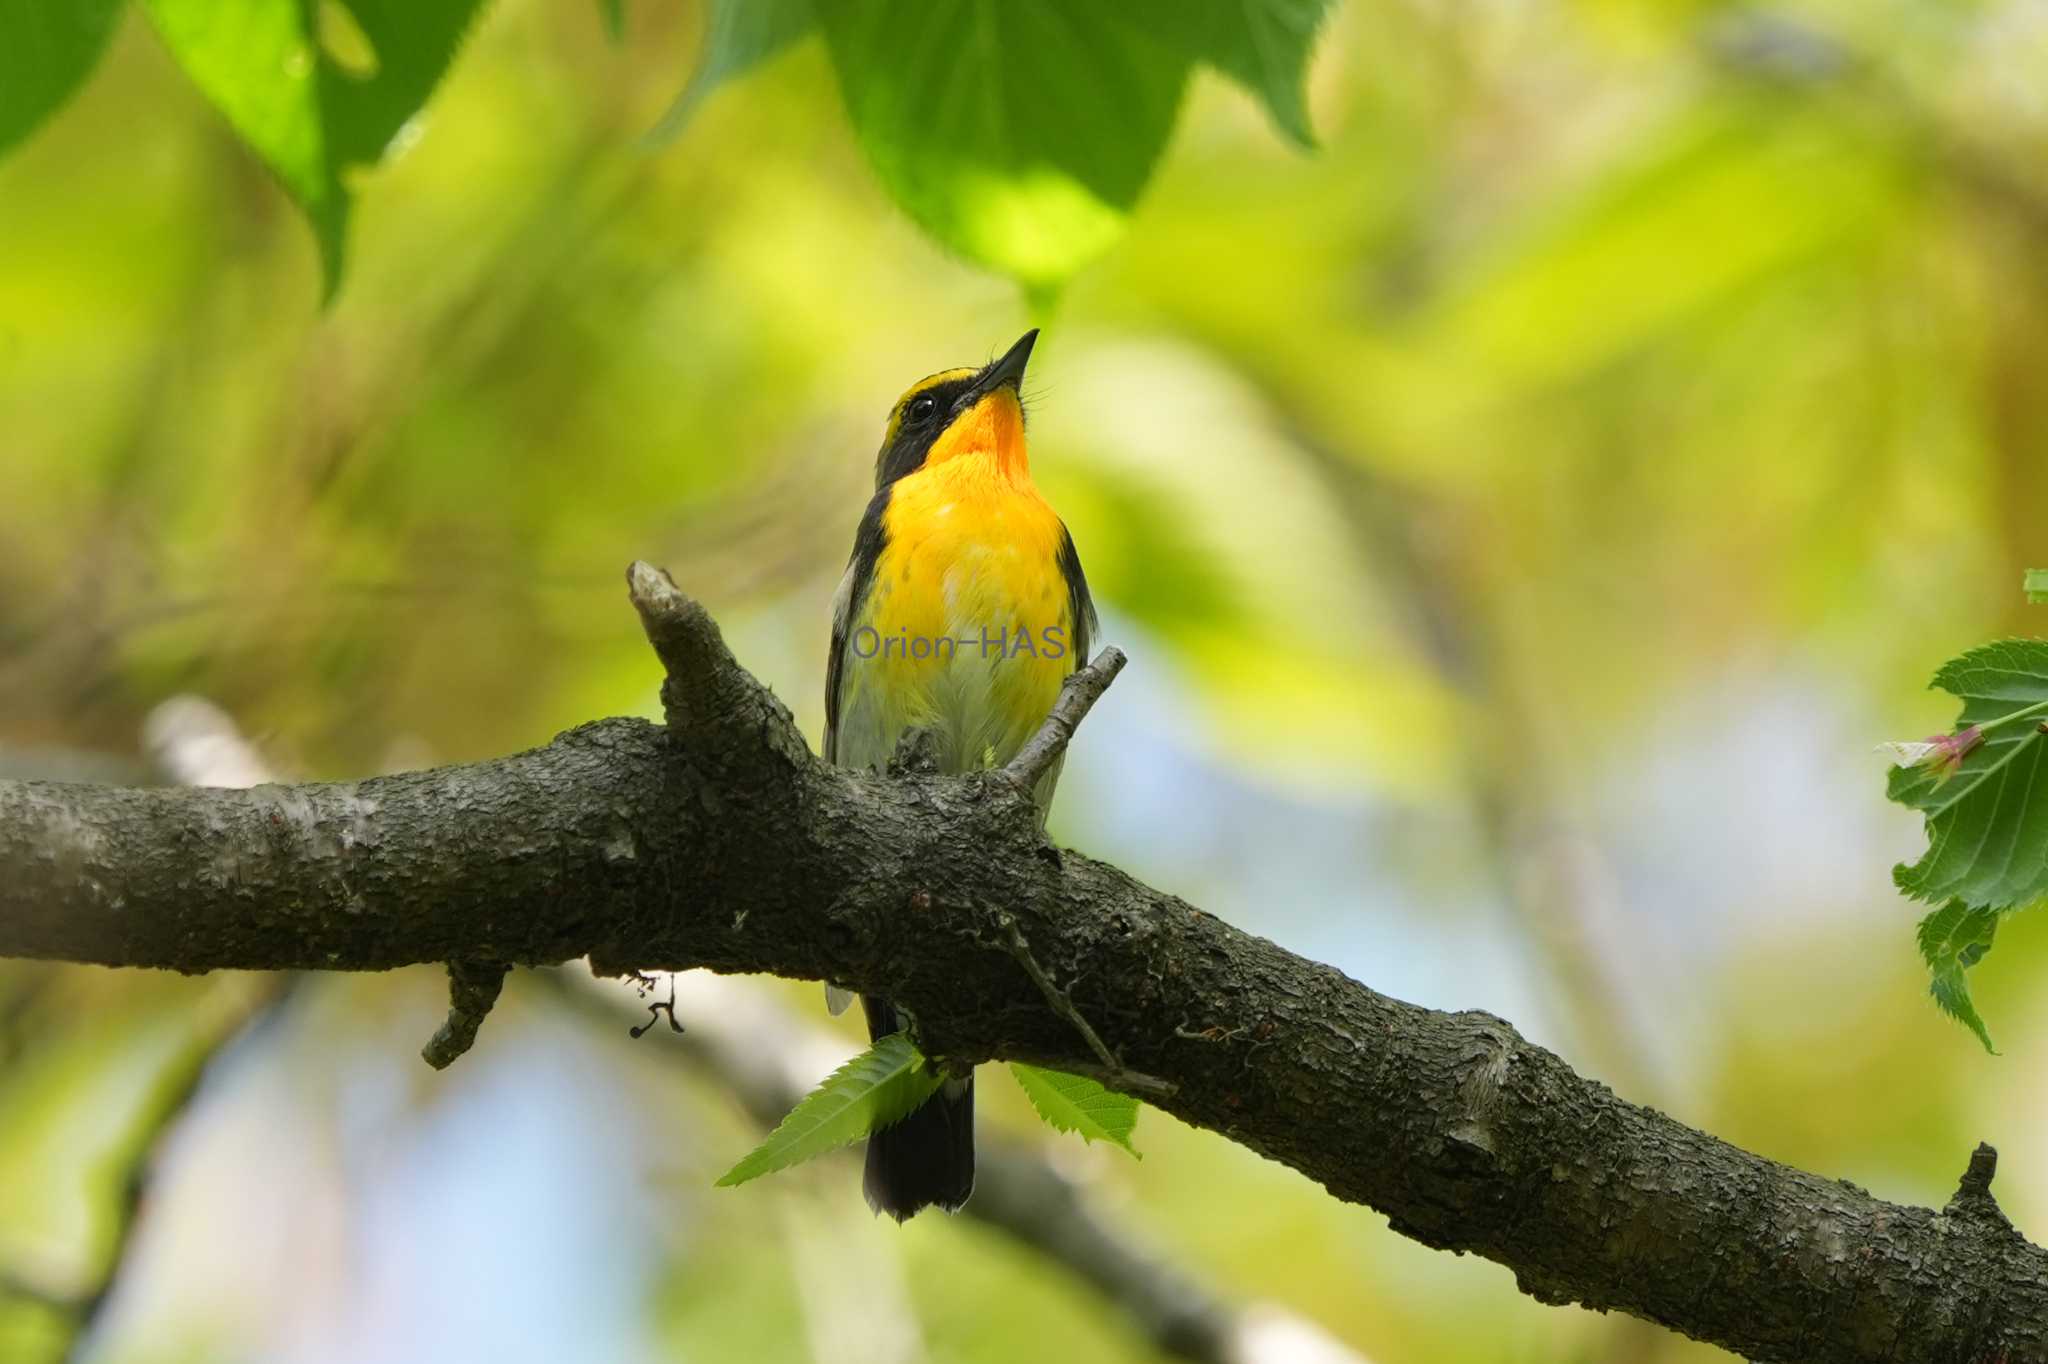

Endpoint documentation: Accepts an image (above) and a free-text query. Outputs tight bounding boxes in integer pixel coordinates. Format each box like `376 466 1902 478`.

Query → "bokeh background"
5 1 2048 1361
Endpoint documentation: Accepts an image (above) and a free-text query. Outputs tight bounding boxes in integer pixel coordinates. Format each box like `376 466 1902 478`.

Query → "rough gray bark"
1 562 2043 1364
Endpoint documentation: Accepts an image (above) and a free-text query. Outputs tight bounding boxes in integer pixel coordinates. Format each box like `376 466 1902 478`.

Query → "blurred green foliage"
662 0 813 127
4 0 2048 1360
136 0 487 295
3 0 1330 293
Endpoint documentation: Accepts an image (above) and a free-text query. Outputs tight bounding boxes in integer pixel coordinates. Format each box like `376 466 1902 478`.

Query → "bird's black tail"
860 995 974 1220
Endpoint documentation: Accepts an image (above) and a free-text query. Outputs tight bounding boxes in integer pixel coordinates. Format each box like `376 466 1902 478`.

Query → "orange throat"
922 389 1030 482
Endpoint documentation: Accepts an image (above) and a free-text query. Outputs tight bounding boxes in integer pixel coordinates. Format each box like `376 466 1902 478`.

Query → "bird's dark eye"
908 395 938 423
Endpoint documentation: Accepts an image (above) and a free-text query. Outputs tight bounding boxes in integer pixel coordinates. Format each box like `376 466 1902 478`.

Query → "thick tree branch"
1 567 2045 1363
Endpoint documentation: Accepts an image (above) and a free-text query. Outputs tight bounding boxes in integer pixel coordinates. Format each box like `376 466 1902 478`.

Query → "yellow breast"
842 453 1074 773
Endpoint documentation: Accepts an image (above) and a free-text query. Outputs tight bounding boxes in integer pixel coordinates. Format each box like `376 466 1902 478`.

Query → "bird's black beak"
973 329 1038 398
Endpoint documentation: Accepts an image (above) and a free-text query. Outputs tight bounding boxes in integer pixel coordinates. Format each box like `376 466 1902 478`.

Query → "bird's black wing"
1056 523 1097 673
825 485 892 765
825 485 894 1016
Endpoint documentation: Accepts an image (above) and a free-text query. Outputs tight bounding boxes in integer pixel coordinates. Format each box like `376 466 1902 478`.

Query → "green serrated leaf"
143 0 484 299
2027 569 2048 605
0 0 125 159
816 0 1190 288
717 1033 943 1187
1008 1063 1141 1157
1916 900 2001 1053
1121 0 1332 146
652 0 813 140
1888 641 2048 911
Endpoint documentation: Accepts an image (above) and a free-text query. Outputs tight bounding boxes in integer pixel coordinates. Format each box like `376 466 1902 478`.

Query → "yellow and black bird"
823 330 1095 1220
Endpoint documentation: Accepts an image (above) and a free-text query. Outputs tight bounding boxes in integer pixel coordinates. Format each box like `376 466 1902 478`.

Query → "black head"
872 330 1038 489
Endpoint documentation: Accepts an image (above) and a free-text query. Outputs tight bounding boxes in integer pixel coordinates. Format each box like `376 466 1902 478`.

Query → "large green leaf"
815 0 1191 288
672 0 1335 286
143 0 485 298
1916 900 2000 1054
1123 0 1332 146
1008 1063 1141 1156
0 0 125 158
716 1033 944 1187
1888 641 2048 911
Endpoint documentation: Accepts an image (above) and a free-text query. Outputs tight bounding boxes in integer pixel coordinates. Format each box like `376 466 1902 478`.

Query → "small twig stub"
422 960 509 1070
1945 1142 2013 1229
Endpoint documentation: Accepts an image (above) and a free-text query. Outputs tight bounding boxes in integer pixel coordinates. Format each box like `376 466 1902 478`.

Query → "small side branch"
1007 646 1127 792
998 911 1174 1100
627 560 809 771
421 960 508 1069
627 561 740 725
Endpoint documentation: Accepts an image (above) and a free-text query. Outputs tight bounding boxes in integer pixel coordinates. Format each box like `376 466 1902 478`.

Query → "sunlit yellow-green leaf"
717 1033 943 1186
143 1 339 281
816 0 1190 288
1008 1063 1140 1156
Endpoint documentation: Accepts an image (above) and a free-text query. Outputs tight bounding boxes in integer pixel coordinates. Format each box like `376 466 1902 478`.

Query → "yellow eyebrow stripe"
880 368 976 451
